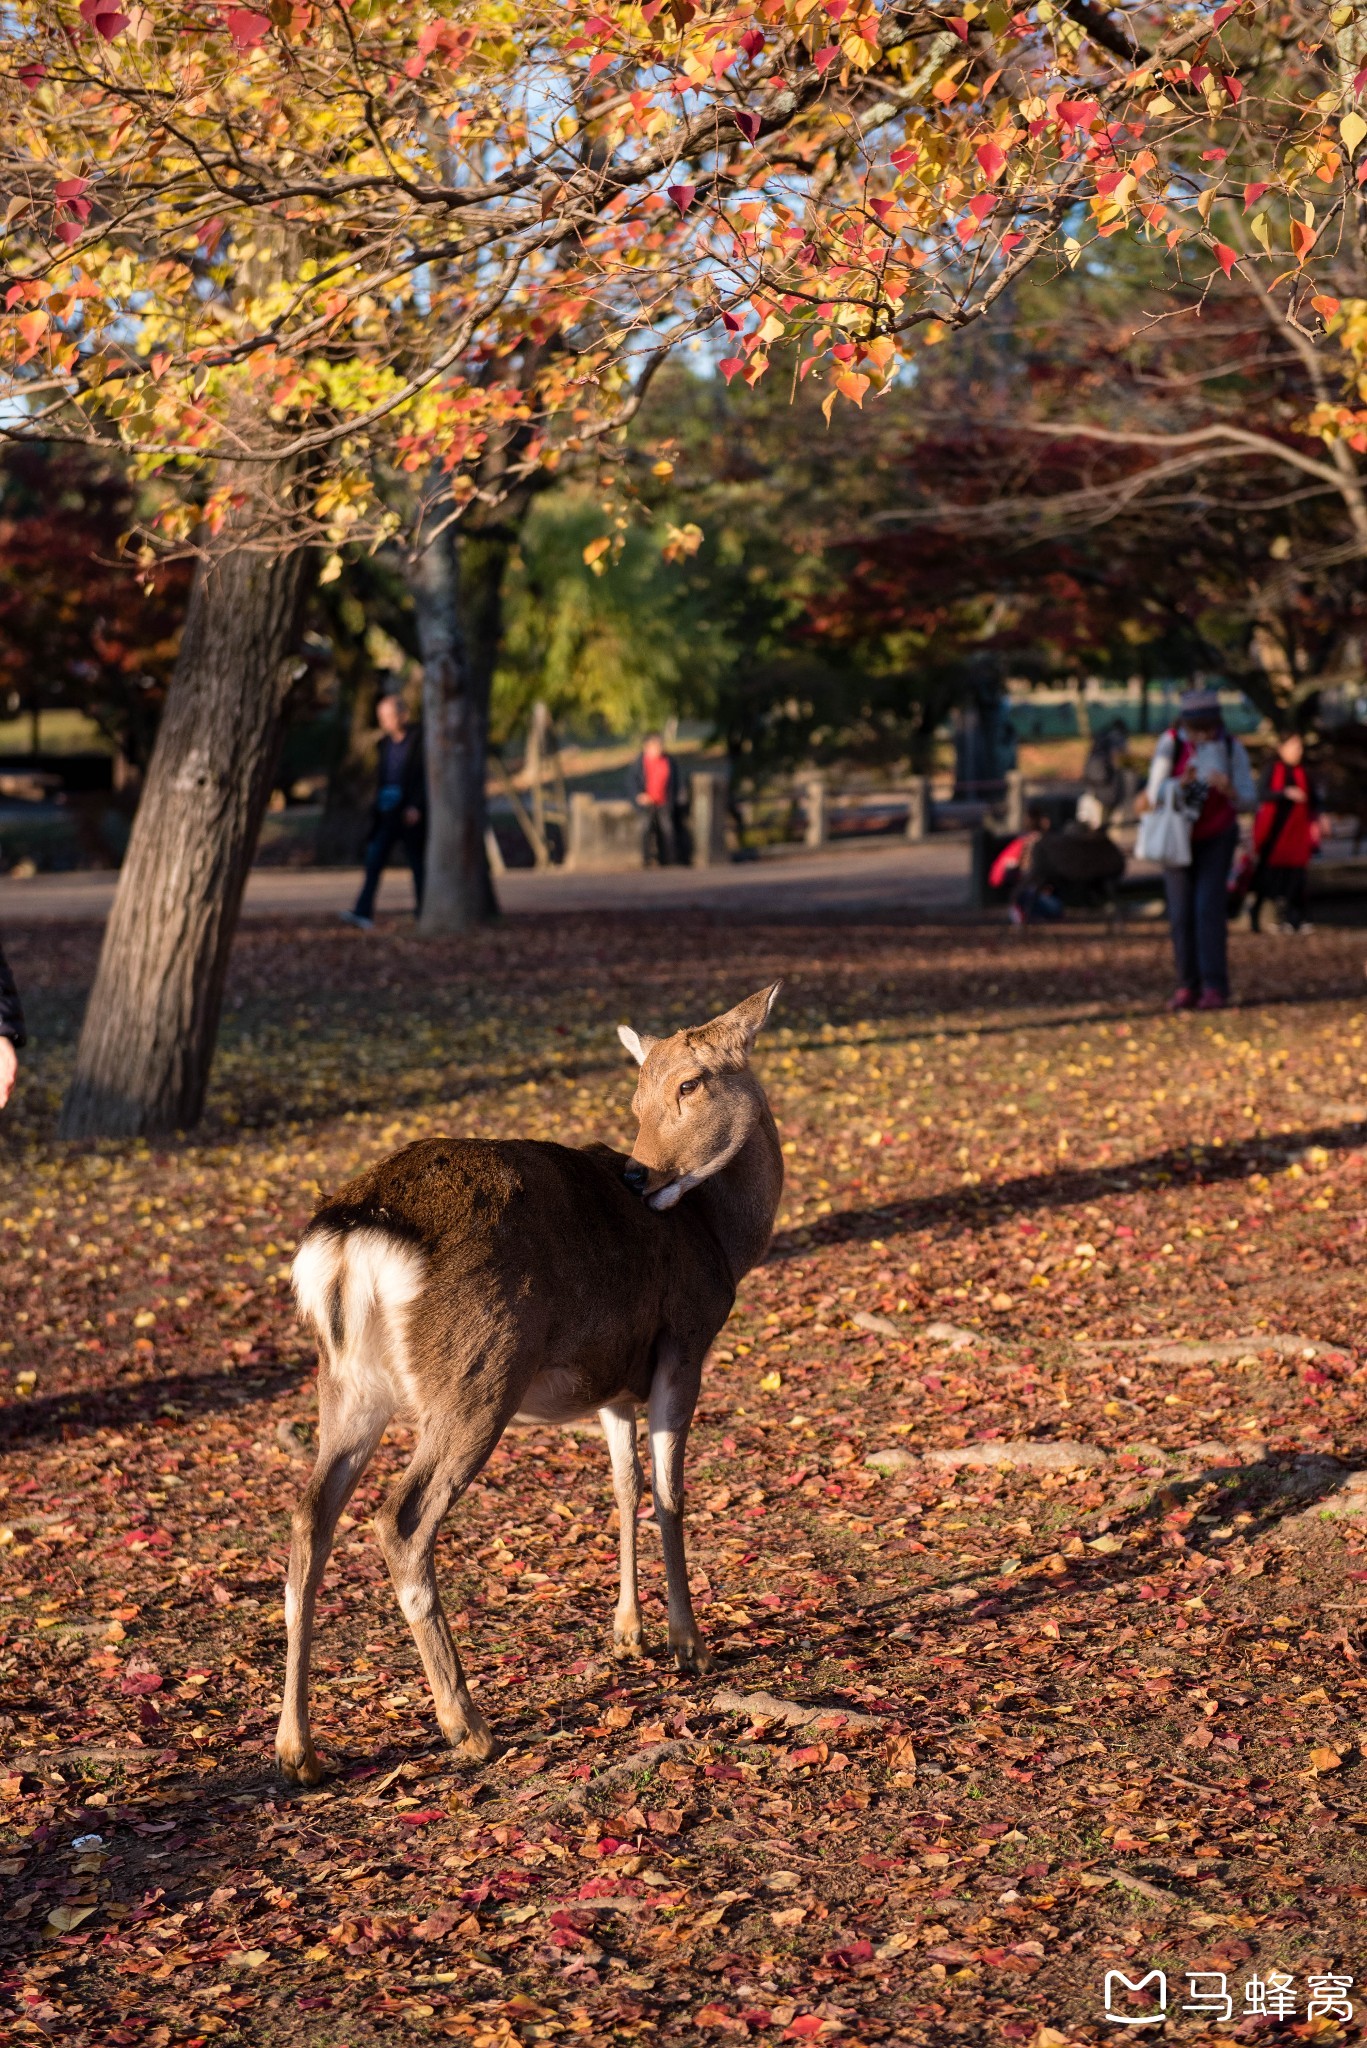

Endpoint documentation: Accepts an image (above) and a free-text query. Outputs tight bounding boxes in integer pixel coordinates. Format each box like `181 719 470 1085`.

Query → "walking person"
1139 686 1255 1011
628 730 679 867
342 692 426 931
1249 730 1318 933
0 935 24 1110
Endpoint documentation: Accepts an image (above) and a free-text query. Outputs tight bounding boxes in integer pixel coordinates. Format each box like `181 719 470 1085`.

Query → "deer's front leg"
648 1348 710 1675
600 1401 645 1659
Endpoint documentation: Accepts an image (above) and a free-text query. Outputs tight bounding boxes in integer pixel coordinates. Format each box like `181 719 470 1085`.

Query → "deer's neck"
693 1100 784 1287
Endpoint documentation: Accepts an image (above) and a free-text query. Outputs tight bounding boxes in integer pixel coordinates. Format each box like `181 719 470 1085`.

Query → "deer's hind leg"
374 1420 504 1762
277 1368 390 1786
600 1401 644 1660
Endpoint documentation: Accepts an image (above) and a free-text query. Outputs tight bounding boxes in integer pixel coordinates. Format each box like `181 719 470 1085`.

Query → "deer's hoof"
671 1638 713 1677
612 1623 645 1662
277 1741 325 1786
450 1710 498 1764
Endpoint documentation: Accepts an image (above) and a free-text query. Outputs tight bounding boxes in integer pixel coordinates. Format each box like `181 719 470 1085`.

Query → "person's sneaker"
340 910 374 931
1009 904 1026 926
1168 986 1195 1012
1197 987 1227 1010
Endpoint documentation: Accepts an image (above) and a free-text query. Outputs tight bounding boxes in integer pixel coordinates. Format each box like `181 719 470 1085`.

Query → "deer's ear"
709 981 782 1057
617 1024 655 1067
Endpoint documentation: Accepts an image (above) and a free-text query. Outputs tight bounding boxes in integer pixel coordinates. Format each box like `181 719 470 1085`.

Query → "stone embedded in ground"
710 1688 880 1732
1176 1440 1255 1468
1310 1470 1367 1518
850 1309 900 1339
1274 1454 1348 1499
1107 1869 1179 1913
924 1439 1109 1473
1276 1465 1367 1534
864 1446 916 1472
922 1320 982 1349
275 1419 312 1462
1084 1334 1327 1365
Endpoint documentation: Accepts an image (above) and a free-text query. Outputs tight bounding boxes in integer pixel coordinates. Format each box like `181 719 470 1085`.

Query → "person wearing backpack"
1139 687 1255 1011
1249 730 1318 933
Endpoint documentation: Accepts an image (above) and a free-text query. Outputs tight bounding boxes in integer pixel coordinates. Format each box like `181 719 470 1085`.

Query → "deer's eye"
679 1077 703 1098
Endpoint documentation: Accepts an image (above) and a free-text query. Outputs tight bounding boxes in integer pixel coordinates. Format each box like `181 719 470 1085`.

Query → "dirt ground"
2 908 1366 2047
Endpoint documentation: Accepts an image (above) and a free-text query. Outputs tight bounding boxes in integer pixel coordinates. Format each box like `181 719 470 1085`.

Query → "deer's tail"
291 1224 426 1406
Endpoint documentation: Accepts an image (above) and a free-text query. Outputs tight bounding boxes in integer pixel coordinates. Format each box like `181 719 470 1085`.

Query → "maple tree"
2 0 1365 1135
0 443 190 766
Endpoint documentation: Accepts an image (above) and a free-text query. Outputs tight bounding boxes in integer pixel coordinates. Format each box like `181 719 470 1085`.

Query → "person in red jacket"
1250 731 1318 933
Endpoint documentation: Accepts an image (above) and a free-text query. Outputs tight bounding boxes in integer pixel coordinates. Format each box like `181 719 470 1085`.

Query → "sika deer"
276 983 783 1784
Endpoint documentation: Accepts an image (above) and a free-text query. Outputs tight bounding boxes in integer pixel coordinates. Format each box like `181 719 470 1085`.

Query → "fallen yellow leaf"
47 1905 96 1932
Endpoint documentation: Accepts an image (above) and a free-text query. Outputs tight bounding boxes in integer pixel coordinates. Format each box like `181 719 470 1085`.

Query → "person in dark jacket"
0 936 24 1110
342 692 426 930
1083 717 1131 824
628 732 682 866
1249 730 1319 933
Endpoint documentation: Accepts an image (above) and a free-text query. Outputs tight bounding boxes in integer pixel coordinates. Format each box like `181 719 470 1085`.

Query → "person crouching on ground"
1250 730 1318 934
342 691 427 931
1139 686 1255 1011
991 807 1063 925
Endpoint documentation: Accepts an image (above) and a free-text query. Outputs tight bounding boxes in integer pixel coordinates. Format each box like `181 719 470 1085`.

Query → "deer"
275 983 783 1784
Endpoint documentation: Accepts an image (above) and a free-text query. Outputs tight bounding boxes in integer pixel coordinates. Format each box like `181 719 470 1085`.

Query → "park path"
0 834 972 924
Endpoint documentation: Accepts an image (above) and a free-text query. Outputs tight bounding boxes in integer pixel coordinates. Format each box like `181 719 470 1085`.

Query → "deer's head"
617 984 781 1211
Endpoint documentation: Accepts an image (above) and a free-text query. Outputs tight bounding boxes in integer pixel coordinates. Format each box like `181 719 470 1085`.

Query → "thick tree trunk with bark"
59 525 313 1139
413 500 500 933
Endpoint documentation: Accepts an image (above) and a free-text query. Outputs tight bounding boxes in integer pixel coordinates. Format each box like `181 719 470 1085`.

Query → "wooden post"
690 770 727 867
1003 768 1025 832
566 791 597 870
803 773 827 849
905 775 929 842
528 700 552 868
971 823 992 909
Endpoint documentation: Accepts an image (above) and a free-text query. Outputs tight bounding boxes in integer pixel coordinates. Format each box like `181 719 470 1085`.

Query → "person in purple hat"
1139 686 1255 1011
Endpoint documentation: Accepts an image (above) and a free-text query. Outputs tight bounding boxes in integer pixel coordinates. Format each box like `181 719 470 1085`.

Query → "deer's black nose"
623 1161 649 1193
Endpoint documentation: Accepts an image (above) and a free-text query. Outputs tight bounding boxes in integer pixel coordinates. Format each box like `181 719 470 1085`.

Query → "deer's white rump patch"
292 1225 426 1418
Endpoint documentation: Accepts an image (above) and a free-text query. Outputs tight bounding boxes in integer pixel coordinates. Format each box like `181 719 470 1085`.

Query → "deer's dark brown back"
302 1136 736 1411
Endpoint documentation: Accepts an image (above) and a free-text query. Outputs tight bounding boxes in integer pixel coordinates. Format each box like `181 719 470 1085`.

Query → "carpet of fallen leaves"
3 907 1367 2048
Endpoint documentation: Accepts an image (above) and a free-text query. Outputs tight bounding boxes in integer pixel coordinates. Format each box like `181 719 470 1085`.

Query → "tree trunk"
413 499 500 933
59 524 313 1139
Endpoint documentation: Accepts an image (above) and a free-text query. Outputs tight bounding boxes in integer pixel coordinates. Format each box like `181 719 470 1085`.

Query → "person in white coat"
1139 687 1255 1011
